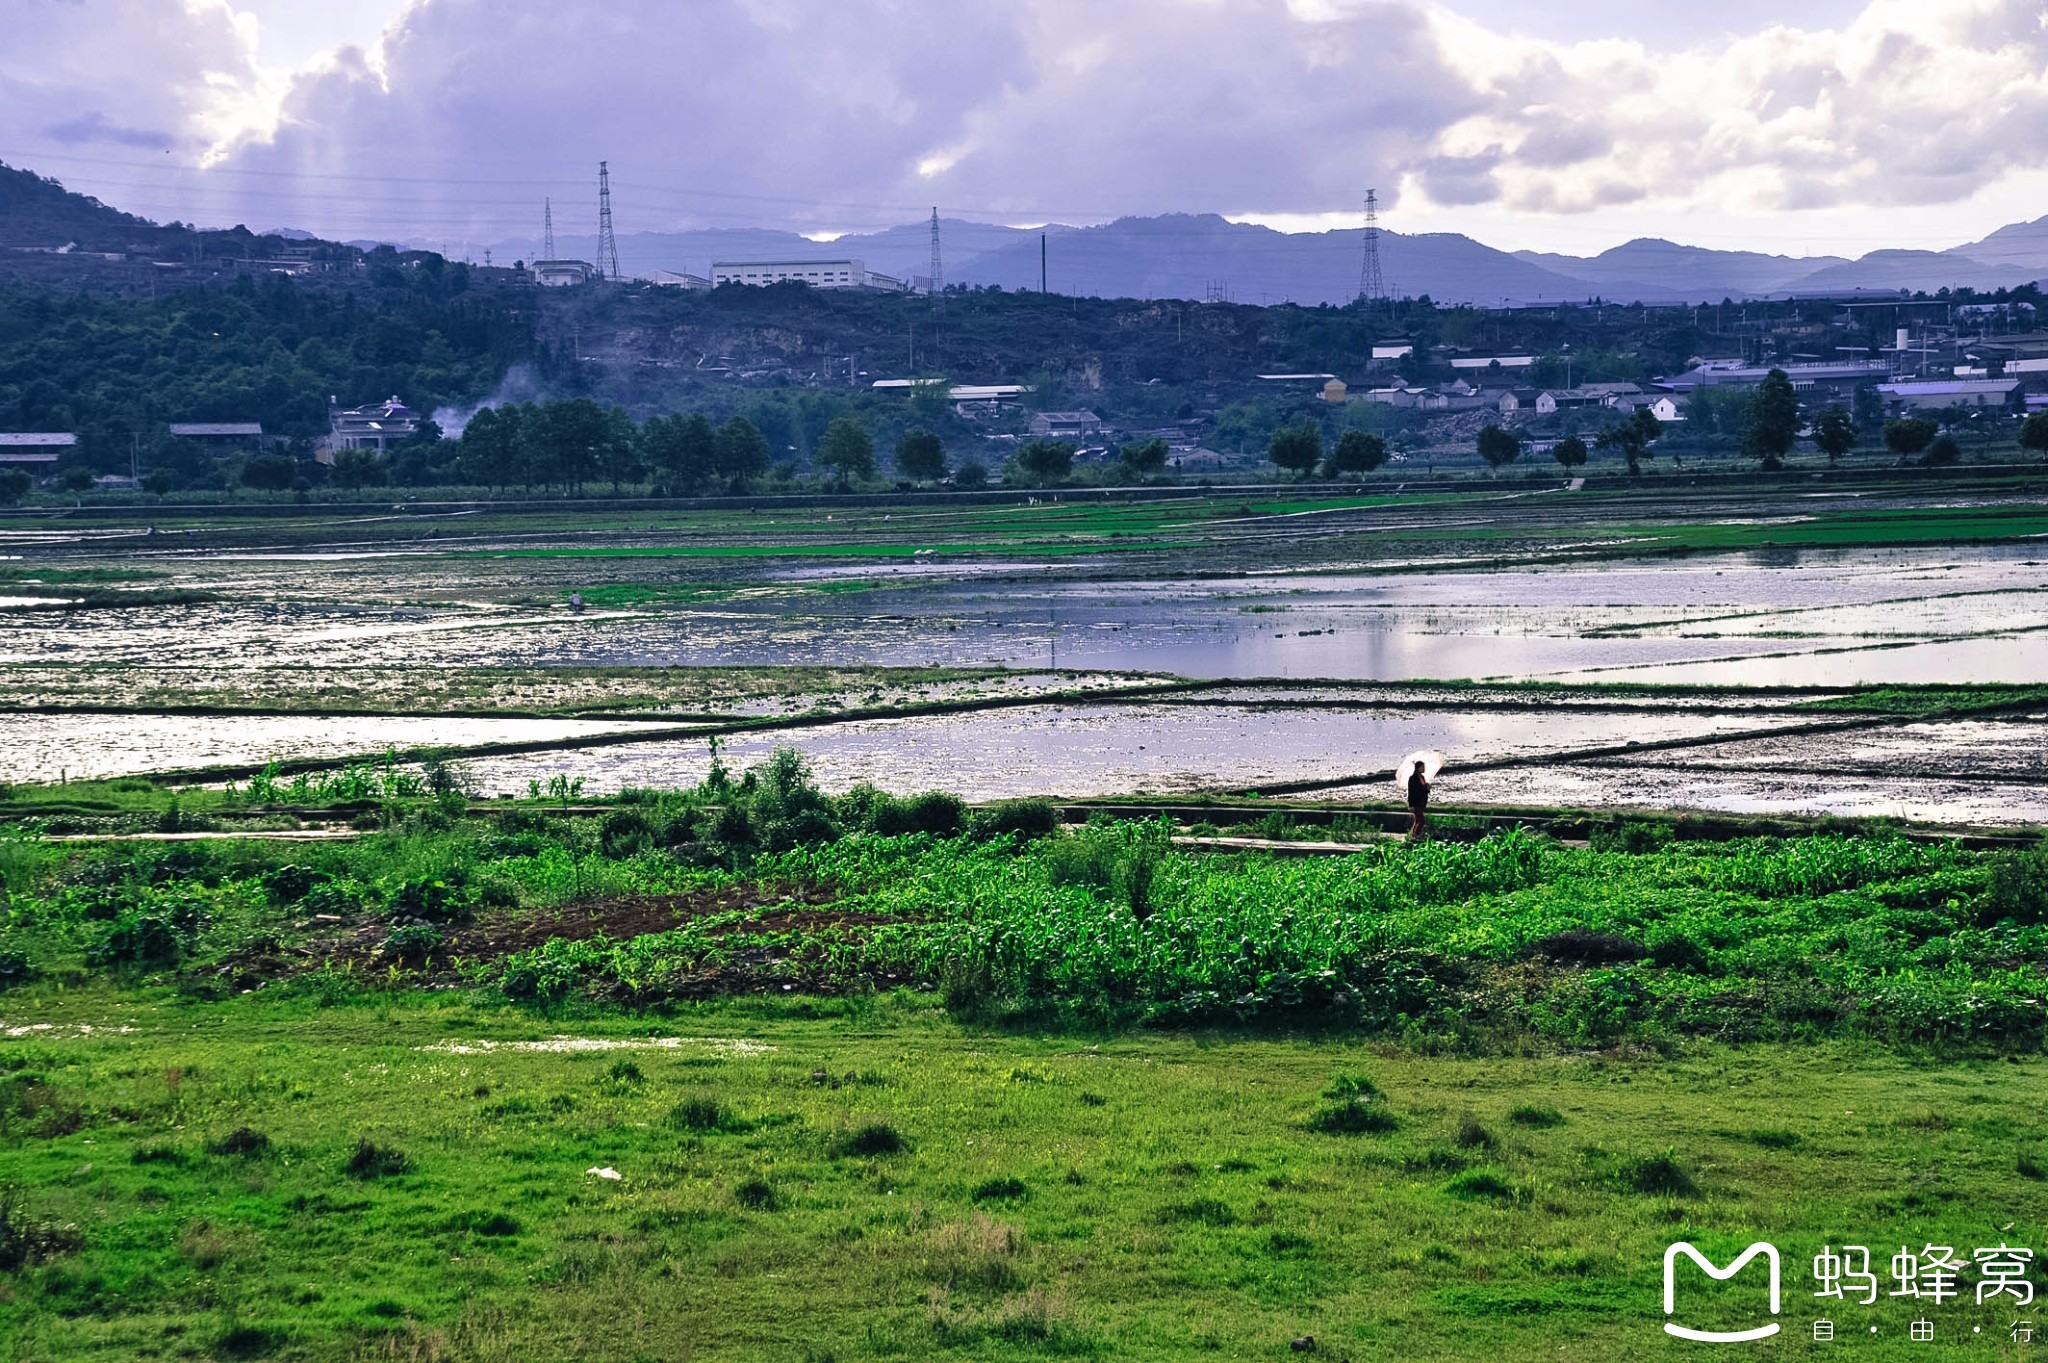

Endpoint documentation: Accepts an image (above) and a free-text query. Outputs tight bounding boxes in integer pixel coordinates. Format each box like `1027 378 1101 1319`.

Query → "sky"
5 0 2048 259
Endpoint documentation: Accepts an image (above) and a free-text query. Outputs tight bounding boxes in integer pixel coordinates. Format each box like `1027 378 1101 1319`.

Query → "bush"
1616 1150 1696 1197
301 878 369 916
1507 1105 1565 1128
345 1141 411 1179
973 798 1061 842
1443 1170 1517 1201
0 949 32 990
259 864 326 902
0 1185 84 1271
1982 842 2048 926
1307 1100 1399 1135
735 1177 779 1211
383 872 473 923
86 911 194 967
880 791 968 838
599 808 656 859
838 1123 906 1156
668 1097 734 1132
971 1176 1028 1202
206 1127 271 1158
377 922 444 965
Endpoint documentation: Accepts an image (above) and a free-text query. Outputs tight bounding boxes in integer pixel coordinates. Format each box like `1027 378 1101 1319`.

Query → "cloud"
9 0 2048 249
0 0 259 159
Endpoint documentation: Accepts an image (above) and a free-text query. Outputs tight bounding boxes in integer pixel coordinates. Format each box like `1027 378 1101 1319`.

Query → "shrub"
1157 1197 1236 1226
301 878 369 916
1307 1100 1399 1135
599 809 656 859
86 911 192 967
259 864 326 902
735 1177 780 1210
0 1185 84 1270
668 1097 730 1132
973 798 1061 842
1982 842 2048 926
1322 1074 1382 1101
0 949 32 990
345 1140 411 1179
377 922 443 965
1453 1114 1496 1149
1443 1170 1517 1201
383 873 473 923
885 792 968 838
1507 1105 1565 1128
206 1127 271 1158
1617 1150 1696 1197
838 1123 906 1156
971 1177 1028 1202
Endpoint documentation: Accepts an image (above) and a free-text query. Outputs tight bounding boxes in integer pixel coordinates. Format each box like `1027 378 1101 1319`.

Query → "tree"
815 417 876 487
954 460 989 489
458 405 525 489
1883 416 1938 462
1324 430 1388 476
894 428 946 482
331 448 387 488
1116 438 1170 482
1595 407 1662 476
2019 411 2048 458
1811 405 1857 465
1475 424 1521 473
713 416 771 488
0 469 31 505
240 452 296 490
1267 422 1322 479
600 407 640 492
1552 435 1589 472
1741 369 1800 468
639 412 717 492
1013 439 1075 485
1923 433 1962 467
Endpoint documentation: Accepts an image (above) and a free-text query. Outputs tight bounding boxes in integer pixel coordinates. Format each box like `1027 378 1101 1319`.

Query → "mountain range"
6 160 2047 309
499 211 2048 308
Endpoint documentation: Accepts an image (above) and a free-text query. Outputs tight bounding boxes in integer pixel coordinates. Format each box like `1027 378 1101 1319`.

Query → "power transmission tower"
543 197 555 260
1357 189 1386 310
596 162 620 281
928 206 943 296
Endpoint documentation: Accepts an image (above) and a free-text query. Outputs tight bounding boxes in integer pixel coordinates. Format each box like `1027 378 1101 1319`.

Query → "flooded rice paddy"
5 525 2045 825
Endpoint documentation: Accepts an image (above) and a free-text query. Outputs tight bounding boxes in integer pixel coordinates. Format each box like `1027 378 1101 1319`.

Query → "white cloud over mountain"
5 0 2048 253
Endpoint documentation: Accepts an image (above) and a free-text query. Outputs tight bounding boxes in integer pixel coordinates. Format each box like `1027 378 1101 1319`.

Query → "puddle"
0 713 678 782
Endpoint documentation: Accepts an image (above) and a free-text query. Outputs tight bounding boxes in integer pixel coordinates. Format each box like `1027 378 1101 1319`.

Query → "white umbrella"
1394 750 1445 790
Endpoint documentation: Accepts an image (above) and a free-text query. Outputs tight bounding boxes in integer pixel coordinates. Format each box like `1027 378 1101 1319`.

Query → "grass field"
6 992 2046 1362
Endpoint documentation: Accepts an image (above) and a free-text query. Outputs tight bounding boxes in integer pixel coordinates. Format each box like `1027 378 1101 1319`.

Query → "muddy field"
3 486 2045 826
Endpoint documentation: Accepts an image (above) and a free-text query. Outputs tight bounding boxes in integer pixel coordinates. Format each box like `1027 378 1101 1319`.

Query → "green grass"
2 753 2047 1359
3 992 2047 1360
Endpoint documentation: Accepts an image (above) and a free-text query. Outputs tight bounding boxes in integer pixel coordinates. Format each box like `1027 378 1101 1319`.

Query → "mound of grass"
838 1123 906 1157
1308 1099 1399 1135
206 1127 271 1158
971 1176 1028 1203
344 1141 411 1180
1443 1170 1518 1201
1616 1151 1696 1197
1507 1105 1565 1128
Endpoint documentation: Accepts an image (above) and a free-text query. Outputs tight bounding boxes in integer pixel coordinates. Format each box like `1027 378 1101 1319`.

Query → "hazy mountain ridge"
9 160 2048 308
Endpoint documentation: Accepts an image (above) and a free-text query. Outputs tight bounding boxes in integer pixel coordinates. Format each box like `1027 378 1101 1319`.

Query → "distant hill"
9 158 2048 308
1513 238 1843 300
0 161 169 250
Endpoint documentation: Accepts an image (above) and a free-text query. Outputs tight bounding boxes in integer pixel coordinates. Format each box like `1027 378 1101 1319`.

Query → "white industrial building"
710 259 907 291
531 259 599 287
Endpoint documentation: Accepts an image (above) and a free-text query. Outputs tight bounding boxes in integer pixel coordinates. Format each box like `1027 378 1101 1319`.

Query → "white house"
531 259 599 287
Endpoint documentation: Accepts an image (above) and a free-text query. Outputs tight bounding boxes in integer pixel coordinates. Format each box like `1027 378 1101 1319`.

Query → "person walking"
1395 750 1443 841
